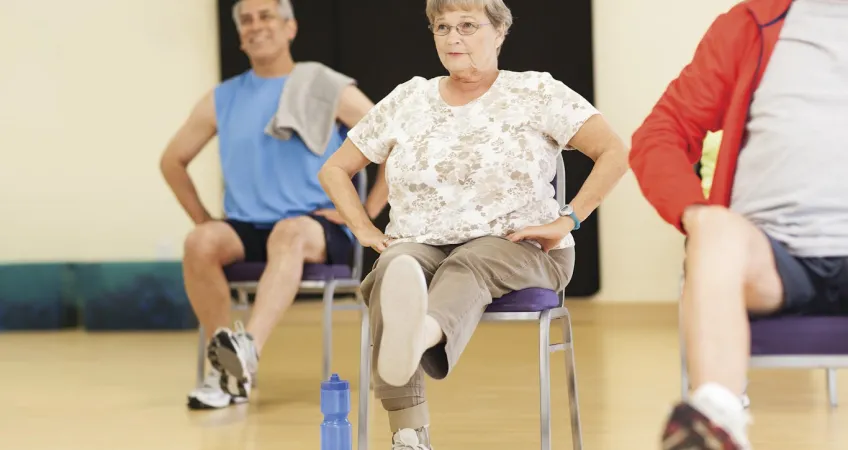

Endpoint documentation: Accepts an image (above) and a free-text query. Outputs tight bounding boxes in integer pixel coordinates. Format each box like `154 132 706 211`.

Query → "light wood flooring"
0 301 846 449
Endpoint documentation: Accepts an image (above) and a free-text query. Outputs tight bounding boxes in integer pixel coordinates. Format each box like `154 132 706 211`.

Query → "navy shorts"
225 215 354 266
768 236 848 316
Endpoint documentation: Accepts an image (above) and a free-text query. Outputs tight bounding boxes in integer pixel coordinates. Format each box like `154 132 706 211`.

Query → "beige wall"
0 0 741 301
0 0 222 262
590 0 740 302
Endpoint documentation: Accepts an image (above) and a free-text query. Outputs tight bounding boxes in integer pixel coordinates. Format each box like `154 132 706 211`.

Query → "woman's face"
432 9 503 75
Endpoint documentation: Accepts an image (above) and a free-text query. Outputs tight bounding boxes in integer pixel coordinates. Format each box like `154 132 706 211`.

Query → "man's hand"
314 209 346 225
507 219 575 253
353 225 395 253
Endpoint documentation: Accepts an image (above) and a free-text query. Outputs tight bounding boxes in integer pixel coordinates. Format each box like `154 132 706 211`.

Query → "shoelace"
232 320 259 371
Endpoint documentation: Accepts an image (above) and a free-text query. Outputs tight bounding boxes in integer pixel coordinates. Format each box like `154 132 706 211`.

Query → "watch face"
560 205 573 216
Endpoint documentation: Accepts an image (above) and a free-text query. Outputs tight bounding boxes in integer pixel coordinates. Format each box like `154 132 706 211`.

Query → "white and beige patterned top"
347 70 599 250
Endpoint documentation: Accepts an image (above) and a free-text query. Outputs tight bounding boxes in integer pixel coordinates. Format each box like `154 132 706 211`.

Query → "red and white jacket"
629 0 795 233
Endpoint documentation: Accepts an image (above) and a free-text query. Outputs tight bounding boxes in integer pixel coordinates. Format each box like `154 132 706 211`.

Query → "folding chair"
195 169 369 385
357 153 582 450
678 282 848 407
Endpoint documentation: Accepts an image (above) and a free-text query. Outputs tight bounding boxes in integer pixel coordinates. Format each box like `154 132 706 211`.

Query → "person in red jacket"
630 0 848 448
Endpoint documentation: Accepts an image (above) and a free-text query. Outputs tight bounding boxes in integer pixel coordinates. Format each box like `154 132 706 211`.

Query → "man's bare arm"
159 90 218 225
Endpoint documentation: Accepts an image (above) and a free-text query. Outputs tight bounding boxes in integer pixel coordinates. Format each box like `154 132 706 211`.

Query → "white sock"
691 382 751 448
424 315 443 349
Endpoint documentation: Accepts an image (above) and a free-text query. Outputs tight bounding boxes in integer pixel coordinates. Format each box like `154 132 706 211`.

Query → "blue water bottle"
321 373 352 450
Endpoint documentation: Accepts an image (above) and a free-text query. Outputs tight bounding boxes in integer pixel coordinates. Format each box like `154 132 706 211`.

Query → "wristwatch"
558 204 581 230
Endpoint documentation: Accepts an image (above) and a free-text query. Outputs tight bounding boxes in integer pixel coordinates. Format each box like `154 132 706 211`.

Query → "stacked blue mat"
0 262 197 331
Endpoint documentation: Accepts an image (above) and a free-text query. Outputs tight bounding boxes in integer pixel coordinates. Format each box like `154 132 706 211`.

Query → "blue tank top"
214 70 345 228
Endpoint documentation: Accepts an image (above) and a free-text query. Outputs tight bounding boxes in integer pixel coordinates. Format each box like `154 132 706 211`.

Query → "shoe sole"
186 394 248 410
208 329 252 398
377 255 428 387
662 403 741 450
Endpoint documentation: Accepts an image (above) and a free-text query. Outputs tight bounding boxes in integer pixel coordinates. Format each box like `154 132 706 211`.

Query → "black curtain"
217 0 600 297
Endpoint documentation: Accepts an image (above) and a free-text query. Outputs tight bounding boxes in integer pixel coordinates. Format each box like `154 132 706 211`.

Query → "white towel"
264 61 355 156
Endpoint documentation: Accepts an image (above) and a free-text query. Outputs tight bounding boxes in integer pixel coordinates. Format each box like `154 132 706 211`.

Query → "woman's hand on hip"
355 225 394 253
506 219 575 253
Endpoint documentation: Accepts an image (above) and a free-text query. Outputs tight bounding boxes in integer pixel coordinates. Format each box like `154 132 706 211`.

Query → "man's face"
235 0 296 63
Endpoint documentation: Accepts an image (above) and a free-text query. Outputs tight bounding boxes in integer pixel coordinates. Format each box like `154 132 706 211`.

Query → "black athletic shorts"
767 235 848 316
225 215 354 266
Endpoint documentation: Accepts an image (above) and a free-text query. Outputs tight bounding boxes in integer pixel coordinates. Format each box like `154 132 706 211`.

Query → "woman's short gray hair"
425 0 514 37
232 0 295 28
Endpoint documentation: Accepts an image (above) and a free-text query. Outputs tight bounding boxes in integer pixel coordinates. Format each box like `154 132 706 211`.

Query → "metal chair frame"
678 279 847 407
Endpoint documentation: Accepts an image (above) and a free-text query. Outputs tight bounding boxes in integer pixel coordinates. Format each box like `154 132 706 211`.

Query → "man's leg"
360 243 448 447
183 222 246 341
248 216 329 350
373 237 573 448
664 206 786 449
182 221 246 409
209 216 329 388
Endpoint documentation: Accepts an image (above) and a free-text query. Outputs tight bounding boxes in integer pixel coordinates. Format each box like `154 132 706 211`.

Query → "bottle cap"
321 373 350 391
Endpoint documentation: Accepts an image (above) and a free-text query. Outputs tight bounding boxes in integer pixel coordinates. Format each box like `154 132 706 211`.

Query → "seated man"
630 0 848 448
159 0 387 410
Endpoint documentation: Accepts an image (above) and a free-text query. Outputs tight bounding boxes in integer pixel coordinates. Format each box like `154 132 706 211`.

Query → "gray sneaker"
391 428 432 450
208 321 258 399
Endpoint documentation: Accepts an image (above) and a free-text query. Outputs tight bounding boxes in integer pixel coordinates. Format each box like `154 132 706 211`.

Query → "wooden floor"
1 301 847 450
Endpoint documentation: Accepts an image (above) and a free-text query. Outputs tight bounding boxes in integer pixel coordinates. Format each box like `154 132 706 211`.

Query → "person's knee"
684 206 754 253
267 217 312 254
683 206 782 306
372 245 413 277
184 223 234 263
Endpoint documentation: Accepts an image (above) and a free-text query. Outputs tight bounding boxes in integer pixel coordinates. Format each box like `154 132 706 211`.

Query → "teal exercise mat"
74 261 198 331
0 263 72 330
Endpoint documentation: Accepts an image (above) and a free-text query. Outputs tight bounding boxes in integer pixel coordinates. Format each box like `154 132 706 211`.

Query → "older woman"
319 0 627 447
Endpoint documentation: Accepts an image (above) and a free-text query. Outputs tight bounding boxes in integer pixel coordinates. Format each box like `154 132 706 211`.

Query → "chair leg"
322 281 338 381
196 325 206 386
539 311 552 450
827 368 838 408
561 313 583 450
358 301 372 450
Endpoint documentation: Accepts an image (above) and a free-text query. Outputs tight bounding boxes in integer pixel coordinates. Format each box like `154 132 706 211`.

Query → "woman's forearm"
364 164 389 219
319 166 376 234
569 147 629 223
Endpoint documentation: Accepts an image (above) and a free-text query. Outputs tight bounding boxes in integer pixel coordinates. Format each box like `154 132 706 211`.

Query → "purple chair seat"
751 315 848 356
485 288 560 313
223 262 352 283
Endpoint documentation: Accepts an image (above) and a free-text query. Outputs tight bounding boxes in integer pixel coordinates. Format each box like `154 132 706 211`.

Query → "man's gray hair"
232 0 295 27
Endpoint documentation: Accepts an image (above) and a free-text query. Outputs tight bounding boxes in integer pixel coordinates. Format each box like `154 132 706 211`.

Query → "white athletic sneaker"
690 383 752 449
208 321 259 399
187 368 246 410
391 428 432 450
378 255 429 387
